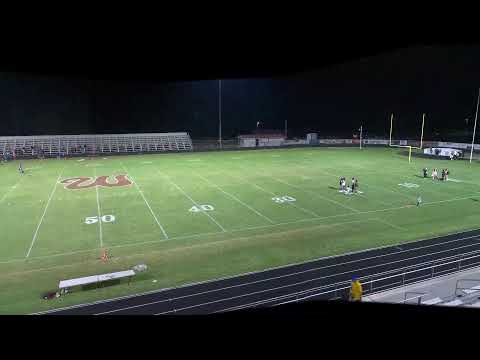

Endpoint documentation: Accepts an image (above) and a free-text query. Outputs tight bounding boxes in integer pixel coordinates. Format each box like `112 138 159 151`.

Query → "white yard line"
272 177 360 213
0 177 23 204
158 171 226 232
324 165 416 202
5 189 480 265
94 169 103 248
373 218 407 231
229 172 321 218
25 171 64 258
121 163 169 240
195 173 275 224
7 207 359 266
296 164 396 207
317 164 447 199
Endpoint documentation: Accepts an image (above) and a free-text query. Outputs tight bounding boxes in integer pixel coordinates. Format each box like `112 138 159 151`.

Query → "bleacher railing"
219 248 480 312
0 132 193 157
454 278 480 297
402 292 428 304
276 249 480 307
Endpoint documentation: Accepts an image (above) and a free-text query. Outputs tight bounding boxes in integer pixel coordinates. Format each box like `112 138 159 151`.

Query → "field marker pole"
470 88 480 163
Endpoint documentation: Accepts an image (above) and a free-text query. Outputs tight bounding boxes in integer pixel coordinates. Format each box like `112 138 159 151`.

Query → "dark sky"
1 45 480 141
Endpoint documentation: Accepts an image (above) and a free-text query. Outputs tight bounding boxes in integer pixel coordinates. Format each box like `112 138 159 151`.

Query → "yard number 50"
85 215 116 224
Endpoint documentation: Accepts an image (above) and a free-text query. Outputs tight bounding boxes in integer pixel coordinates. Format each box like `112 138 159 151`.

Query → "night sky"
1 45 480 141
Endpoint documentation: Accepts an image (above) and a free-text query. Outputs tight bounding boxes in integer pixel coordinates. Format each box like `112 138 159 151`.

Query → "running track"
37 228 480 315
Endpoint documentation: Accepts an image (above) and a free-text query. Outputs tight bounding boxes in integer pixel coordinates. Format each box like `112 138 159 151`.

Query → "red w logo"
60 175 132 190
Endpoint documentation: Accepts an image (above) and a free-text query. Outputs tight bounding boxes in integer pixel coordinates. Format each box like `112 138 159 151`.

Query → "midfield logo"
60 175 132 190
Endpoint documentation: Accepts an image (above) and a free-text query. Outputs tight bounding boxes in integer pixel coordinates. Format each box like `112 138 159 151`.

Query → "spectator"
349 276 363 302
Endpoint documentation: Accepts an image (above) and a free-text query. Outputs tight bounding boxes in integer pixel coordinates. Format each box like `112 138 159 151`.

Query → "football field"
1 146 480 314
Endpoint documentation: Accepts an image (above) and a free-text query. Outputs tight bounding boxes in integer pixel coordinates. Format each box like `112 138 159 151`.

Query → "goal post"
420 113 425 149
388 113 426 162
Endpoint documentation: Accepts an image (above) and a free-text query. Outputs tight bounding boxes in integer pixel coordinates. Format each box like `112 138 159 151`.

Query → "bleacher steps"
422 297 443 305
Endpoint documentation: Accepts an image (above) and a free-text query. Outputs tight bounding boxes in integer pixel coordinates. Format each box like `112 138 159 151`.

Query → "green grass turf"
1 146 479 314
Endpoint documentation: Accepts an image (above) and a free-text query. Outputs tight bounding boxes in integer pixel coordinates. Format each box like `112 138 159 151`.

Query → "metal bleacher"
0 132 193 157
394 278 480 308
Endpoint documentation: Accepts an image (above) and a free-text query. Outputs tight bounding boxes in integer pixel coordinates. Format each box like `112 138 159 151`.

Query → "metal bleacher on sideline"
0 132 193 157
368 273 480 308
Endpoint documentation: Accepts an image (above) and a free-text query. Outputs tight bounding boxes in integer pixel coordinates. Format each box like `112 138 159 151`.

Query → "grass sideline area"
0 146 479 314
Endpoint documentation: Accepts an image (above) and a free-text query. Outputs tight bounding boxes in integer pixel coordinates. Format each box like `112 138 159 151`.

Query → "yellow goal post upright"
388 113 426 163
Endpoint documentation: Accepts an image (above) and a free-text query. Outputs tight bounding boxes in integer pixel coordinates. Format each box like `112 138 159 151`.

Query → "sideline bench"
59 270 135 292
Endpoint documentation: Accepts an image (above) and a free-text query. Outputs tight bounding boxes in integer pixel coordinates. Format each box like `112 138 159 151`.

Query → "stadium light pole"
218 80 222 149
469 88 480 163
359 125 363 149
420 113 425 149
389 113 394 146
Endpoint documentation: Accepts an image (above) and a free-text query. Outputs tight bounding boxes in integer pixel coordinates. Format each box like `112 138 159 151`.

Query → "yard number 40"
189 205 214 212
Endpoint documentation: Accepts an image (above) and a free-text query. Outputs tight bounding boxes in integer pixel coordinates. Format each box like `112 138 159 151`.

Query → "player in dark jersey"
423 168 428 178
19 162 24 175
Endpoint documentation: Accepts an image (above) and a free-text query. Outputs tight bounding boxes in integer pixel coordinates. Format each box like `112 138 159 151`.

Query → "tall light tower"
359 125 363 149
218 80 222 149
469 88 480 163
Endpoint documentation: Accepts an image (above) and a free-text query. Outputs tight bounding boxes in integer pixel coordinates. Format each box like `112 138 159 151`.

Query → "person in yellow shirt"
349 276 363 302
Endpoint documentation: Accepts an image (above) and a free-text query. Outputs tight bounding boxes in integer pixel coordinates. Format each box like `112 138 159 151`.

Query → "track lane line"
33 227 480 314
92 234 480 314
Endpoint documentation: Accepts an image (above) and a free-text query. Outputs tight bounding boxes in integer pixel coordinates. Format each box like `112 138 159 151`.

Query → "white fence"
0 132 193 157
318 139 480 150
